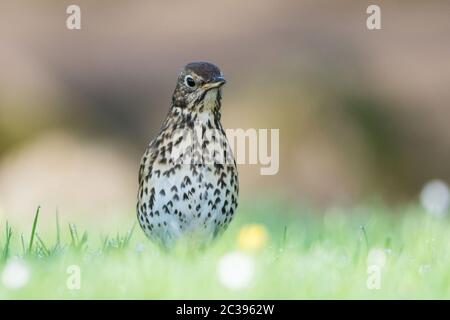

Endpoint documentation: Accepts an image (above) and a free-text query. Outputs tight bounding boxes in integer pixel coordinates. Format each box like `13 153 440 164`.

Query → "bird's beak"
203 76 226 90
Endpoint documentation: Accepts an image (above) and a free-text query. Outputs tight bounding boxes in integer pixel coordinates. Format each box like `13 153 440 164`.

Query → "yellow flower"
237 224 268 252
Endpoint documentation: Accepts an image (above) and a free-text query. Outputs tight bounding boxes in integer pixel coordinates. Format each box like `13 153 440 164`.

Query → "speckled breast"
137 144 238 248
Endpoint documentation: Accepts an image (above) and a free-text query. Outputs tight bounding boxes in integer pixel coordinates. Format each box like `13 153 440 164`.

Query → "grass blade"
360 225 370 250
35 233 50 256
2 222 13 261
123 223 136 248
21 233 26 256
28 206 41 254
69 223 78 247
281 225 288 251
56 210 61 248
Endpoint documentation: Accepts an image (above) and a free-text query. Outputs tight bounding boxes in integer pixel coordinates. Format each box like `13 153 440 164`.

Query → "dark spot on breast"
183 176 192 185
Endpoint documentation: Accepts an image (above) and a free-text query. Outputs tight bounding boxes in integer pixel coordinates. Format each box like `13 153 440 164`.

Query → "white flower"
1 258 30 289
418 264 431 276
135 243 144 253
367 248 387 268
217 251 255 290
420 180 450 217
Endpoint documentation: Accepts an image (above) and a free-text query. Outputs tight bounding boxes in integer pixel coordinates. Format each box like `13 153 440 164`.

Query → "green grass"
1 201 450 299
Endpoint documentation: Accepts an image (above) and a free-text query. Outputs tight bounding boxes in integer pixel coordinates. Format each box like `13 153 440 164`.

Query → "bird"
137 62 239 249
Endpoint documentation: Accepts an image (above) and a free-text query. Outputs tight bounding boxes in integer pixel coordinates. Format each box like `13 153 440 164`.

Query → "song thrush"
137 62 239 249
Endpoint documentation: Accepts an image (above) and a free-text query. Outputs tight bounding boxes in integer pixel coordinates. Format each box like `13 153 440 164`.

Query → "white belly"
138 162 237 248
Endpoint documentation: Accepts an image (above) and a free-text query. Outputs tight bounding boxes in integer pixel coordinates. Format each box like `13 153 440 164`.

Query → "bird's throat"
202 88 221 112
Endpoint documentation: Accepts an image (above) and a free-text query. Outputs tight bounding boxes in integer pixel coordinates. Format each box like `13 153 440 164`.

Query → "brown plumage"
137 62 238 248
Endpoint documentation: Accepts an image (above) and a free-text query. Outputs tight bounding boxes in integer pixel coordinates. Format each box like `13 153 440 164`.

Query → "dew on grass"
217 251 255 290
1 257 30 289
420 179 450 217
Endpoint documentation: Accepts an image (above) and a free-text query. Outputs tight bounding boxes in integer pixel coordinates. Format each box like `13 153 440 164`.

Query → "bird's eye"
184 75 196 88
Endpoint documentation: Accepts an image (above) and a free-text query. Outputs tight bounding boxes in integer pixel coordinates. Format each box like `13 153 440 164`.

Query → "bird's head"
172 62 226 113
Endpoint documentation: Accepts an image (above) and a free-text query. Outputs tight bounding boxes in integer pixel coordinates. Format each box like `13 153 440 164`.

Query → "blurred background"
1 1 450 224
